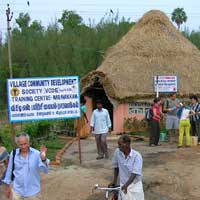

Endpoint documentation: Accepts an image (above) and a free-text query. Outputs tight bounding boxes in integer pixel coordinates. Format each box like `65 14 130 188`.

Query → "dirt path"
0 137 200 200
8 136 200 200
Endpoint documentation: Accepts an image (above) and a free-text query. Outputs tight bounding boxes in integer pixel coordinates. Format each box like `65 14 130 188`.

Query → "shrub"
23 121 52 138
0 124 13 152
124 117 148 132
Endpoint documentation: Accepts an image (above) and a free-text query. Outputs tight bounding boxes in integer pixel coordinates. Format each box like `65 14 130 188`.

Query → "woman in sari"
74 97 89 139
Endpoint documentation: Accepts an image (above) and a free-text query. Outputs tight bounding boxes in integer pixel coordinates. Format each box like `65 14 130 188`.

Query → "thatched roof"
81 10 200 103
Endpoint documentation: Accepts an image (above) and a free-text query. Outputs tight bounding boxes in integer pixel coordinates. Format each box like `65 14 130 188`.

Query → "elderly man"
109 135 144 200
3 133 49 200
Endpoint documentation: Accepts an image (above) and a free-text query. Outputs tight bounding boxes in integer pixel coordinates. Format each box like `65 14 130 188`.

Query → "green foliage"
44 138 63 149
129 131 149 137
124 117 148 132
182 28 200 50
0 11 134 108
16 13 31 32
32 132 65 160
0 124 13 152
171 8 187 30
23 121 52 138
58 10 83 29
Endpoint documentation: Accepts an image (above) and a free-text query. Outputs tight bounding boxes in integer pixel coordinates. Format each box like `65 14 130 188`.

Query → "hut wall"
113 103 146 133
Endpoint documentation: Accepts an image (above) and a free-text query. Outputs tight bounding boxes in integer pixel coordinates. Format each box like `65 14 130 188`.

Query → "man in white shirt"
109 135 144 200
90 100 112 160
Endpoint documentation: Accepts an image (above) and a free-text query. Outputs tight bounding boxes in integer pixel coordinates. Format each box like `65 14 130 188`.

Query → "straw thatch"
81 10 200 103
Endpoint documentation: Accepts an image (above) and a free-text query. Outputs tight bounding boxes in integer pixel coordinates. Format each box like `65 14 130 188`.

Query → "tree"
171 8 187 30
16 13 31 32
58 10 83 30
29 20 44 33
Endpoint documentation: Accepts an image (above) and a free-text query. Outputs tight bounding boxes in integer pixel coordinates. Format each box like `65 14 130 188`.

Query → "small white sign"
7 76 80 122
154 76 178 93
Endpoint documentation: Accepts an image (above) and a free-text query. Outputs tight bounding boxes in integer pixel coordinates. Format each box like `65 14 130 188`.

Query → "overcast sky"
1 0 200 38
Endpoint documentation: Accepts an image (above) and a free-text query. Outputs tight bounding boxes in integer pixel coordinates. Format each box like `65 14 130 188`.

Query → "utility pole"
6 4 15 147
6 4 13 78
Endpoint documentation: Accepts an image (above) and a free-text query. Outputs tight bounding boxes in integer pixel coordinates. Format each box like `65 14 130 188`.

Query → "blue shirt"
112 148 143 185
3 147 49 197
90 108 111 134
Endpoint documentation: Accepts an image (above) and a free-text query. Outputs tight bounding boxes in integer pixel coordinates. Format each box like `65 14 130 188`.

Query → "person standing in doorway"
149 97 162 146
3 133 49 200
163 93 180 143
190 95 200 144
90 100 112 160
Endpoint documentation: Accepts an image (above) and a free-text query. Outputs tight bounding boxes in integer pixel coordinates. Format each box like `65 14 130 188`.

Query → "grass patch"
129 131 149 137
34 137 66 161
129 128 167 137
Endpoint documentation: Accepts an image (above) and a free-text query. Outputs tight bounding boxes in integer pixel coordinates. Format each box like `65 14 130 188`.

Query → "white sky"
1 0 200 38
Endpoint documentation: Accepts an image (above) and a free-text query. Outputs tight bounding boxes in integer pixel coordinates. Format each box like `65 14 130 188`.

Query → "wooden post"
77 119 82 164
156 75 159 98
6 4 13 78
6 4 15 147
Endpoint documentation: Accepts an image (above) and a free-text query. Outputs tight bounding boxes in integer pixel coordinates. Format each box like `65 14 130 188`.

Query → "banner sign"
7 76 80 122
154 76 178 93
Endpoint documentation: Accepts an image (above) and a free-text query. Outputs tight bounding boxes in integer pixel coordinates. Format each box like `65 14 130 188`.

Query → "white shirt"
90 108 111 134
180 108 190 120
112 149 143 185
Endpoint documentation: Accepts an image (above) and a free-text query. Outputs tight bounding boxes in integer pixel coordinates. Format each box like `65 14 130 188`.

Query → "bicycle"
93 184 122 200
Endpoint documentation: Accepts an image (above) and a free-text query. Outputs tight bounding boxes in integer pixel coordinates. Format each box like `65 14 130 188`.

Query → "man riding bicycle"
109 135 144 200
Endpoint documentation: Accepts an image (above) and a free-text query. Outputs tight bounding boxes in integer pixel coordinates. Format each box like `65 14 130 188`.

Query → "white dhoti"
119 181 144 200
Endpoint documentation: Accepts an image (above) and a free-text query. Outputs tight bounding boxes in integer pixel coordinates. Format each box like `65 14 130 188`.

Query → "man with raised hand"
3 133 49 200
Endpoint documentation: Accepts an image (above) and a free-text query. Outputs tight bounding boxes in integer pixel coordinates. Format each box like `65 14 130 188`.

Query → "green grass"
46 148 59 161
33 138 66 161
129 131 149 137
129 128 167 137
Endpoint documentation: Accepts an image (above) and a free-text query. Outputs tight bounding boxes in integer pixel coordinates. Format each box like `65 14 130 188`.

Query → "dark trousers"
149 119 160 145
191 120 200 141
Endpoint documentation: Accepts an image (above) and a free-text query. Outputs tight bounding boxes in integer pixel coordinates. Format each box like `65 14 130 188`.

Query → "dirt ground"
1 136 200 200
39 136 200 200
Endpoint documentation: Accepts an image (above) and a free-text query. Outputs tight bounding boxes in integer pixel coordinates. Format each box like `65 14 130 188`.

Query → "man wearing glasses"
3 133 49 200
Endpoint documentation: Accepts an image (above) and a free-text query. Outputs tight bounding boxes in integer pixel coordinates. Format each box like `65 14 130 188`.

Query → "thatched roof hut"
81 10 200 104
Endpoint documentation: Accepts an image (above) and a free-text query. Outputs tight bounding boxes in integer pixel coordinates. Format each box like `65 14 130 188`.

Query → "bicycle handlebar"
93 184 120 192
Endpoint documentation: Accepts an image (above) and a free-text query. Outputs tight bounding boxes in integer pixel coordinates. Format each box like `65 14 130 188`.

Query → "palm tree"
171 8 187 30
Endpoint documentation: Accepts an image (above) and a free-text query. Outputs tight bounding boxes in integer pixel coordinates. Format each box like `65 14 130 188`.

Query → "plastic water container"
191 136 198 146
160 132 166 142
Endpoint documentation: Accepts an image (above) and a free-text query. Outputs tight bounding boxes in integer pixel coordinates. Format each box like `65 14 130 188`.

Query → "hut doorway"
85 87 113 130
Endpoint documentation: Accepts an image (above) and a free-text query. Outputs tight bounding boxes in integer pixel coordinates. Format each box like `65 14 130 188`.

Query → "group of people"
2 93 200 199
149 93 200 148
0 98 145 200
